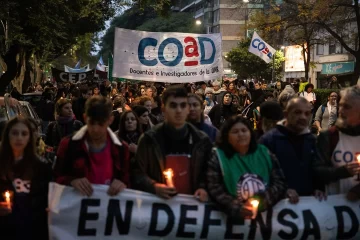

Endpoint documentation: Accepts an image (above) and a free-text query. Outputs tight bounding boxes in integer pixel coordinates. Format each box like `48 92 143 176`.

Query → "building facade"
175 0 263 75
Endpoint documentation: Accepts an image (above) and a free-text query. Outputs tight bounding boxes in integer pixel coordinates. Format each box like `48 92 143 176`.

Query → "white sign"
284 45 306 72
248 32 276 64
113 28 223 83
48 183 360 240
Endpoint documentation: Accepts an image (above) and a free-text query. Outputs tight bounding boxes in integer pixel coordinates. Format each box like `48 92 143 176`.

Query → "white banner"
248 32 276 64
48 183 360 240
113 28 223 83
64 64 91 73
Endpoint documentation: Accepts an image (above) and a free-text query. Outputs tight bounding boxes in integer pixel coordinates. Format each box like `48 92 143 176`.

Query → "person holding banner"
207 116 286 218
55 96 130 197
132 85 212 201
0 117 52 240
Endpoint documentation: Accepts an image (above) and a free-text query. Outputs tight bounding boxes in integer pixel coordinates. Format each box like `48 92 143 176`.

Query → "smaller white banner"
49 183 360 240
113 28 223 83
248 32 276 64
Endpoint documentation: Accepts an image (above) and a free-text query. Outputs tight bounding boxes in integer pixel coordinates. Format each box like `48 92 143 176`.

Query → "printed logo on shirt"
237 173 266 202
13 178 31 193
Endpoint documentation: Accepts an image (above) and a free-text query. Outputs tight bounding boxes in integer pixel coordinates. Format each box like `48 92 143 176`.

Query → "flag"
248 32 276 64
74 59 81 69
96 56 108 72
108 54 113 81
64 64 90 73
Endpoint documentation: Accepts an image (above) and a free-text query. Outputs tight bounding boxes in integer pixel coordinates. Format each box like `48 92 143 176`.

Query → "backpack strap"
321 105 326 115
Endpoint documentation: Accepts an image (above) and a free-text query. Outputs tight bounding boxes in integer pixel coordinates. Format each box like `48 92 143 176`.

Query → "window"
316 44 324 55
213 9 220 23
329 40 336 54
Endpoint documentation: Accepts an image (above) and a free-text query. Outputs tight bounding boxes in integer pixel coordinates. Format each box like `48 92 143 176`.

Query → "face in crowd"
163 96 189 129
146 88 153 98
188 96 202 122
138 111 150 125
228 83 235 90
255 83 261 90
61 103 73 118
262 84 267 90
328 92 338 106
337 91 360 128
143 100 153 113
228 121 251 153
124 112 137 132
213 84 220 91
285 98 312 133
223 93 232 105
93 87 100 95
276 82 282 90
9 122 31 154
83 90 92 99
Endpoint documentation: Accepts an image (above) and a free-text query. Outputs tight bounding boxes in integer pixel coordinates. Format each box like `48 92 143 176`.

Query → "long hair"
118 110 143 142
216 115 258 158
0 117 38 179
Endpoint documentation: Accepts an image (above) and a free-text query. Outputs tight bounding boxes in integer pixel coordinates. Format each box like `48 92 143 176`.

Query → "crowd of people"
0 76 359 239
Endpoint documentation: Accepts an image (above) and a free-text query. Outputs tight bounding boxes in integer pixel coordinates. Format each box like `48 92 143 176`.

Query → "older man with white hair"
316 85 360 200
212 79 226 103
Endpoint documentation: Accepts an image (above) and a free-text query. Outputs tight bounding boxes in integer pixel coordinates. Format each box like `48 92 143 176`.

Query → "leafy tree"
0 0 128 93
227 38 284 82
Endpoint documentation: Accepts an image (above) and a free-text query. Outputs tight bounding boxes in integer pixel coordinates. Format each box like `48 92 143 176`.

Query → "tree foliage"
248 0 360 85
227 38 284 81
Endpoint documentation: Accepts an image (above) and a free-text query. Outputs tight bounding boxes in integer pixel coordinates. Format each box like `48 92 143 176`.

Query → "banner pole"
272 53 275 82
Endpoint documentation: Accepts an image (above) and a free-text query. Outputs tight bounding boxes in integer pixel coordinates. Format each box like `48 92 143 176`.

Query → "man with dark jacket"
132 85 212 202
259 97 326 203
316 86 360 200
327 76 342 89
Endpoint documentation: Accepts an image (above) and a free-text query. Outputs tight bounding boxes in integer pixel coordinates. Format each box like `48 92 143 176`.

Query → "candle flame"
357 154 360 163
250 200 259 208
163 169 173 179
4 191 10 199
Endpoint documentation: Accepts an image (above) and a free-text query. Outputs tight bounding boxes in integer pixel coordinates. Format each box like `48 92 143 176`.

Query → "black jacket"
0 158 52 240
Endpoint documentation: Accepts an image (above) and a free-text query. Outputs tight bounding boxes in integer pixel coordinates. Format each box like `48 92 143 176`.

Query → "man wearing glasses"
132 85 212 202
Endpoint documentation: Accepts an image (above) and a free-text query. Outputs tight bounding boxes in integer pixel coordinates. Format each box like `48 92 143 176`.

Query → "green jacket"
131 122 213 194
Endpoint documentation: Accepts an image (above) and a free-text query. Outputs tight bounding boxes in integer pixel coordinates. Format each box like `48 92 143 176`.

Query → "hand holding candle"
163 168 174 188
2 191 12 210
250 199 259 219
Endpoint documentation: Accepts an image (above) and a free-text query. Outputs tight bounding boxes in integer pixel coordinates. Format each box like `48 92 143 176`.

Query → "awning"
321 62 354 75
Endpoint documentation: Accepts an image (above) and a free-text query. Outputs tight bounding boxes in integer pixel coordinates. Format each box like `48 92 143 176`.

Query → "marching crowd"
0 77 360 239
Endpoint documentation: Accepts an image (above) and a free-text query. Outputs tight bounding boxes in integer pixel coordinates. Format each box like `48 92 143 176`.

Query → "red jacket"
55 126 130 187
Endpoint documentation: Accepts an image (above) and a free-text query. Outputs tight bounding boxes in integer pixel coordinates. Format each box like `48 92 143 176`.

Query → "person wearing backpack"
299 83 316 126
314 91 338 132
45 98 83 151
54 96 130 196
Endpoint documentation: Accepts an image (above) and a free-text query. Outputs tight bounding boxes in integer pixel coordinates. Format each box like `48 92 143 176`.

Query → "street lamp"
196 20 202 25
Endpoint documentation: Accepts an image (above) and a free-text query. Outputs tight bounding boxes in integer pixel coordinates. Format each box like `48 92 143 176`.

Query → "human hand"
194 188 208 202
240 200 255 219
71 178 93 197
344 163 360 176
108 179 126 196
129 143 138 153
0 202 11 216
286 189 299 204
154 183 177 199
314 190 327 201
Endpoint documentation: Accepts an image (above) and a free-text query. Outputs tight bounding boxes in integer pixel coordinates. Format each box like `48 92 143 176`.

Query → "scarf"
57 115 74 124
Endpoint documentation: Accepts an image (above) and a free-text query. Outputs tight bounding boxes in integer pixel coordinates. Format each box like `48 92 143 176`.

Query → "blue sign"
321 62 354 75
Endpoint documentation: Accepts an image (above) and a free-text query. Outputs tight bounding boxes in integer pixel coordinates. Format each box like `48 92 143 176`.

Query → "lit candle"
4 191 11 210
250 199 259 219
163 168 174 188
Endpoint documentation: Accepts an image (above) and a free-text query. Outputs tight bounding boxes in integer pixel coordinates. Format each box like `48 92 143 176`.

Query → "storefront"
318 61 354 88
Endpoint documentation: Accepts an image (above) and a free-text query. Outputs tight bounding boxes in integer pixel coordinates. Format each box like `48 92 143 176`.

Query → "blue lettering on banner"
158 38 183 67
251 38 273 59
138 37 216 67
333 151 360 163
138 38 158 66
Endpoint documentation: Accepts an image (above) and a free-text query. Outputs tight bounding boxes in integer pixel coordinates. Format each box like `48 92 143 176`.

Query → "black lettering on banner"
277 208 299 239
248 208 273 240
104 200 134 235
176 205 198 238
300 210 321 240
200 205 222 238
77 199 100 236
335 206 359 239
224 217 244 239
148 203 175 237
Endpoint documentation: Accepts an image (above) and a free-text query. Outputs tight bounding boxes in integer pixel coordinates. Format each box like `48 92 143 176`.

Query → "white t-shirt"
326 132 360 195
300 91 316 103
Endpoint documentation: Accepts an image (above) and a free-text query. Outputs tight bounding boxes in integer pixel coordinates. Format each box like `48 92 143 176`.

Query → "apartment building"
174 0 263 75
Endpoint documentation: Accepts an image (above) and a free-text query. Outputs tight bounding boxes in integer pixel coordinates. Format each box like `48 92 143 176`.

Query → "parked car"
19 92 43 115
20 100 43 135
